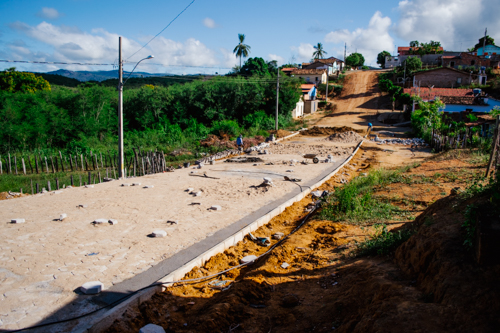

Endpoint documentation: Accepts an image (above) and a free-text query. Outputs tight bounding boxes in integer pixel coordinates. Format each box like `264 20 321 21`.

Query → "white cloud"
325 11 394 66
8 21 233 73
394 0 500 51
268 54 285 65
36 7 61 20
220 48 238 68
290 43 315 63
203 17 216 29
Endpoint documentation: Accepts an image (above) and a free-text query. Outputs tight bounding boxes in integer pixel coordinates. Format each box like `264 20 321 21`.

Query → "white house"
302 57 344 74
291 69 327 84
292 96 305 118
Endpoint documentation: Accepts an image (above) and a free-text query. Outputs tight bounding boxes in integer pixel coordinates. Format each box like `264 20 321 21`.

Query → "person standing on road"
366 122 373 137
236 134 243 150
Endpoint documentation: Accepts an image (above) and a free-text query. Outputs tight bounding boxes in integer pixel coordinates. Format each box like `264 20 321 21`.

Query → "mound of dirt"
268 129 293 138
326 131 363 144
301 126 364 136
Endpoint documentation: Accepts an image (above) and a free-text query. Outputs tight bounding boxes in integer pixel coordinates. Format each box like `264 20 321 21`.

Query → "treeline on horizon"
0 63 302 155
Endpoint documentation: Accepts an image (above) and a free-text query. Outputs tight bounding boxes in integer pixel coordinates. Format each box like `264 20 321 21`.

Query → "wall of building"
292 98 304 118
414 69 472 88
304 100 318 114
442 53 490 69
476 45 500 56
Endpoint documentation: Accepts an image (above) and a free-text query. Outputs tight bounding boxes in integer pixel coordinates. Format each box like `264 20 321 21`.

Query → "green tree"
377 51 391 68
403 56 422 74
409 41 419 47
0 71 51 93
233 33 251 68
345 53 365 68
239 57 270 77
312 43 327 59
473 35 496 51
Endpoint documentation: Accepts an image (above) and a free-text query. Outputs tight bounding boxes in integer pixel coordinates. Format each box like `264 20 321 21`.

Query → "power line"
126 0 196 61
0 59 113 66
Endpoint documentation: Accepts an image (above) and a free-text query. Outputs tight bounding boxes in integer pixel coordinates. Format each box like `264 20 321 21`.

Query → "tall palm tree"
312 43 327 59
233 33 251 68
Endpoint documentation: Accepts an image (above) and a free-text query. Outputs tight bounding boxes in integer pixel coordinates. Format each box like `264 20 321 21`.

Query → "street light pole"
118 37 124 179
275 66 279 131
117 36 154 179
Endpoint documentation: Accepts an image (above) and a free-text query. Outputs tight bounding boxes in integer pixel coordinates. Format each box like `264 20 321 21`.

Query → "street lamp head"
146 55 154 59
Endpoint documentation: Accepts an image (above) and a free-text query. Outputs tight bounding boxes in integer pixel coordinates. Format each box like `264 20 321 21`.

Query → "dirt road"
316 71 381 130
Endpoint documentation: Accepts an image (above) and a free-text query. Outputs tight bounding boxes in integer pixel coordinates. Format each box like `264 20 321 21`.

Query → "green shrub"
356 224 414 256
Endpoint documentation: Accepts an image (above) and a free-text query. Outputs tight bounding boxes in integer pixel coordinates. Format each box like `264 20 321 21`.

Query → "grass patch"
318 168 410 225
356 223 415 256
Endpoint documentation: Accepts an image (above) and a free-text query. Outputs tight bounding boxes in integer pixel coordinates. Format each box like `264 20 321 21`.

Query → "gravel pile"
372 136 427 146
326 131 363 144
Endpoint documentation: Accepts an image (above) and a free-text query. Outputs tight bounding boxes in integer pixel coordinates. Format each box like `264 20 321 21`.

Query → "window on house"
306 77 310 82
457 78 462 84
450 61 455 67
471 60 475 66
315 77 319 82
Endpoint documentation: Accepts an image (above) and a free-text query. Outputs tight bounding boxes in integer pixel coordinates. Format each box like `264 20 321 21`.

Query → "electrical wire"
4 199 321 333
0 59 113 66
126 0 196 61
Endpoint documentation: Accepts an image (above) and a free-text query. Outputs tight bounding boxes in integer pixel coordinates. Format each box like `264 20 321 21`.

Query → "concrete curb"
84 140 364 333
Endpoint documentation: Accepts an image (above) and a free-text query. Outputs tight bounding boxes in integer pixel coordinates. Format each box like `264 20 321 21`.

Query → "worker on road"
236 134 243 151
366 123 373 138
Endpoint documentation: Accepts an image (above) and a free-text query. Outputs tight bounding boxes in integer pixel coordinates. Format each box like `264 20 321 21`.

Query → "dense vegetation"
0 63 302 155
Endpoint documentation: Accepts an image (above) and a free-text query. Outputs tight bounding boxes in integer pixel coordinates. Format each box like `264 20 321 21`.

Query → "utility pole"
482 27 487 55
344 43 347 70
117 37 124 179
275 68 279 131
325 69 329 103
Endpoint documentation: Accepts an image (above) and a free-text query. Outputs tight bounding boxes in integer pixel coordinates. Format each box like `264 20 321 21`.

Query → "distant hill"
35 73 82 87
43 69 172 82
32 70 205 88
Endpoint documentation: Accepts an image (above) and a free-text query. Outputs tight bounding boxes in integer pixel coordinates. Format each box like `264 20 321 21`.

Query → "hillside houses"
282 57 344 85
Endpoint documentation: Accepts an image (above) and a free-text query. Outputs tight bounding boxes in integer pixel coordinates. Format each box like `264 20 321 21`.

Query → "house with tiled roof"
398 46 444 56
412 67 475 88
441 53 490 71
290 68 327 84
301 57 344 74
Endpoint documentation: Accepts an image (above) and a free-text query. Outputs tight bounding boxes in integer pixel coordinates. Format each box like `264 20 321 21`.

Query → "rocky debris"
165 166 175 172
194 191 202 197
78 204 88 208
186 188 194 192
166 220 178 225
121 183 130 187
103 177 114 182
139 324 166 333
85 185 94 188
11 218 25 224
240 255 258 264
245 142 270 153
196 148 241 165
372 136 427 146
152 230 167 238
144 185 154 188
210 205 222 211
108 219 118 225
132 183 141 186
281 262 290 269
80 281 104 295
301 126 364 136
92 219 108 225
59 214 67 221
273 232 285 240
225 156 264 163
326 131 363 144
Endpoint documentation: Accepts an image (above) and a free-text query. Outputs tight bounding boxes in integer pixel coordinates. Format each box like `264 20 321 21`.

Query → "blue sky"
1 0 499 74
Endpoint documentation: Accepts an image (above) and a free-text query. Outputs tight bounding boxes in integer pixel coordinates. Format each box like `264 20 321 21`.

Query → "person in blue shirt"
236 134 243 150
366 122 373 137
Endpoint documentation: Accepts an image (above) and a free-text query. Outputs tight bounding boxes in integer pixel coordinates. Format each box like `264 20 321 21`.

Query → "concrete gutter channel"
68 135 363 332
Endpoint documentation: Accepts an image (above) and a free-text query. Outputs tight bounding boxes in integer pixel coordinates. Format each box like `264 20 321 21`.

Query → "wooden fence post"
88 171 91 185
22 158 26 175
486 116 500 177
36 183 39 193
0 155 2 174
8 153 12 174
31 179 33 195
45 156 49 173
80 154 84 172
14 156 17 175
47 181 51 192
50 156 55 173
71 175 74 186
59 151 65 172
69 154 74 172
56 178 59 190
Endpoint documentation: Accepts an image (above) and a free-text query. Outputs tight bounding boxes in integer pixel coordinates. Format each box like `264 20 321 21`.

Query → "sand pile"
301 126 364 136
326 131 363 143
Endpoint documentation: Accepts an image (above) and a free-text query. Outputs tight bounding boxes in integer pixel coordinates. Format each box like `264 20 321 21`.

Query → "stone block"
108 219 118 225
273 232 284 240
132 183 141 186
121 183 130 187
80 281 104 294
144 185 154 188
281 262 290 269
194 191 202 197
59 214 67 221
186 188 194 192
93 219 108 224
153 230 167 238
210 205 222 211
85 185 94 188
11 218 25 224
240 255 258 264
139 323 166 333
